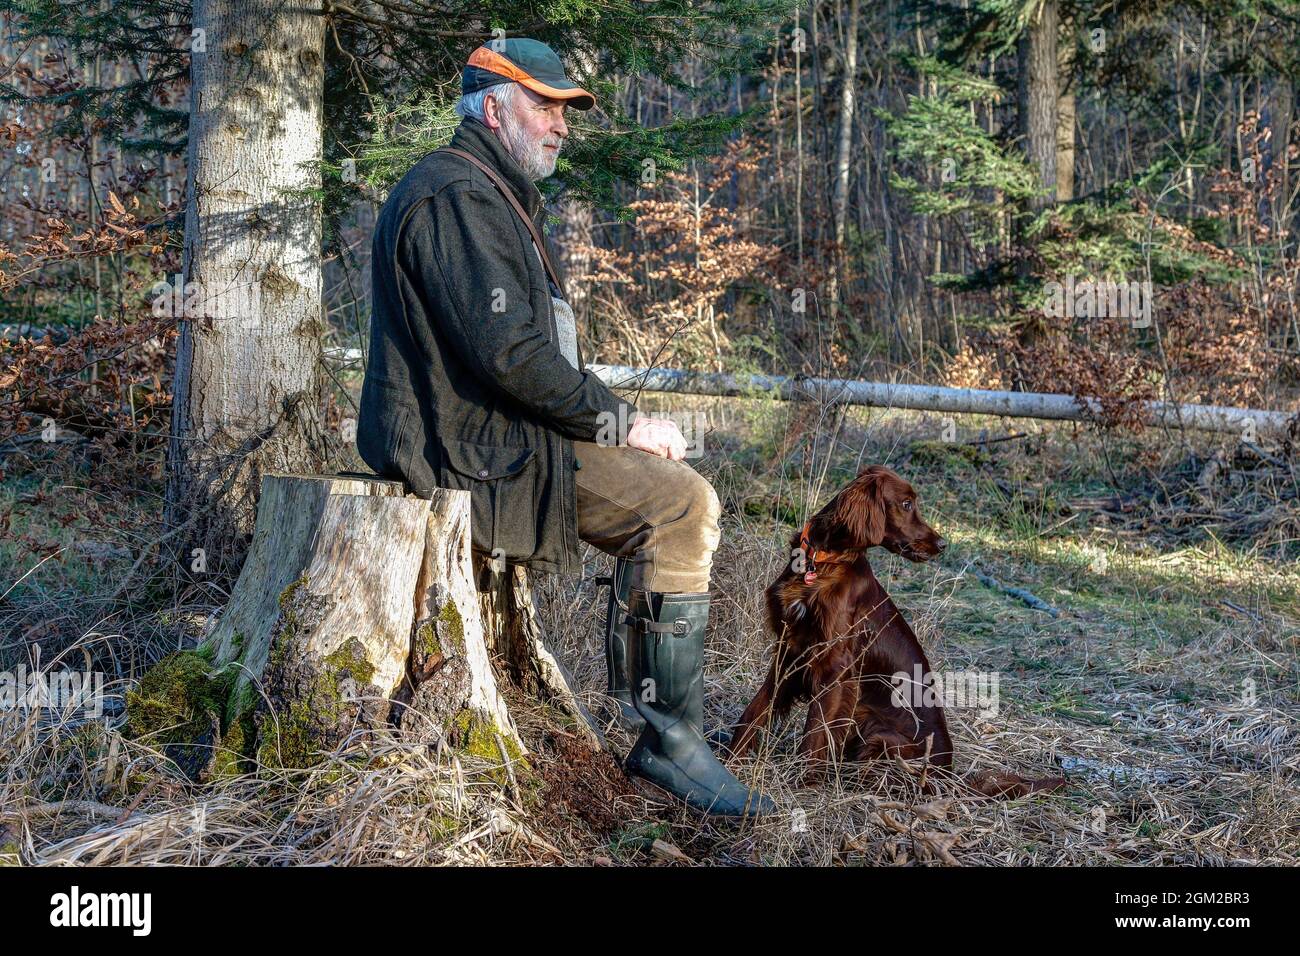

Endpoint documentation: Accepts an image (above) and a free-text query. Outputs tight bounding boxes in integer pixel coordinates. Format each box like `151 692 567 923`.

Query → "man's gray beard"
498 114 559 182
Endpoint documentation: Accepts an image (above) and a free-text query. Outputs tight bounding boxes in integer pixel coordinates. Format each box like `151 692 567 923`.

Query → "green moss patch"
437 600 465 654
257 635 379 773
125 646 228 746
907 439 987 470
449 708 527 785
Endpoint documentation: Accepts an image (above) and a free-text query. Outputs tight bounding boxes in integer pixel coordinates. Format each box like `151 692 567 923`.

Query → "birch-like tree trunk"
828 0 860 316
555 199 594 316
166 0 327 574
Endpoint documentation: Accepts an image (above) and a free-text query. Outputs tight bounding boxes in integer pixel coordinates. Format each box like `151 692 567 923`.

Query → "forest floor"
2 392 1297 865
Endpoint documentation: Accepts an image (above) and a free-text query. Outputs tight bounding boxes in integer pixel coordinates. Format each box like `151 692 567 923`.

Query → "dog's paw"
784 599 807 623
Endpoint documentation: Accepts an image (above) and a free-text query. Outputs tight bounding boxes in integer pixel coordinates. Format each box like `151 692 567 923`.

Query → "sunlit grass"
2 391 1297 865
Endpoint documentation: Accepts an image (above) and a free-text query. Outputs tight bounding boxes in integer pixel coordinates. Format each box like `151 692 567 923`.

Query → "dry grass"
2 393 1297 865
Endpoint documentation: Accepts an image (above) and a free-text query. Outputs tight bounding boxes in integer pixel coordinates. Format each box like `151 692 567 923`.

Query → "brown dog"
729 465 1063 798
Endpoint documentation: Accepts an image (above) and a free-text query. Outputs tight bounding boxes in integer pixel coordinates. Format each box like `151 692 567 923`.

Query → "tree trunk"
554 199 594 316
165 0 328 575
794 16 805 269
1018 0 1059 211
828 0 861 317
203 474 410 722
1056 13 1075 202
1016 0 1059 349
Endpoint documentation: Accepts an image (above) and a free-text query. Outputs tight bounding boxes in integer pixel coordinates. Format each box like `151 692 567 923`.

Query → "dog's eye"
902 500 913 512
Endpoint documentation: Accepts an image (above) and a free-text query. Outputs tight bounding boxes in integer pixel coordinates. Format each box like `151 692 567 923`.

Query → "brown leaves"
1018 325 1159 432
0 313 178 450
571 134 781 366
0 196 153 295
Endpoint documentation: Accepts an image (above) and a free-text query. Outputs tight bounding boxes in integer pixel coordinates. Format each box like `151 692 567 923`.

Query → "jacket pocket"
438 437 538 560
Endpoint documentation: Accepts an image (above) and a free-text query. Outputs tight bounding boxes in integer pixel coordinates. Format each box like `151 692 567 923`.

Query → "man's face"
484 85 568 182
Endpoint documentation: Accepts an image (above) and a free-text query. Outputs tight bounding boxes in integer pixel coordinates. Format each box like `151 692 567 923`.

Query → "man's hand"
627 415 687 461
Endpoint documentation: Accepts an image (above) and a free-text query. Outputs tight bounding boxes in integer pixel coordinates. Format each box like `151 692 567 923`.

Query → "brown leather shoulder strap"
439 147 564 295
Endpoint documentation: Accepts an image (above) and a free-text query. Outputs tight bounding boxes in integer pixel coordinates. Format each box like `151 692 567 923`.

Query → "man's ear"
483 92 504 130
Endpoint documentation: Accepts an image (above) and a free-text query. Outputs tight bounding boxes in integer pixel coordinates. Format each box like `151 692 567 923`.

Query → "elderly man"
357 38 772 817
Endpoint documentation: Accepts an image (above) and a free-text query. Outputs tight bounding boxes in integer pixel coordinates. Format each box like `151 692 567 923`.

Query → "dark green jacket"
358 117 638 574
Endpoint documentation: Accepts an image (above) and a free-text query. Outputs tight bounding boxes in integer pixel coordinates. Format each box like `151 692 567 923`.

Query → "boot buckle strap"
624 615 689 636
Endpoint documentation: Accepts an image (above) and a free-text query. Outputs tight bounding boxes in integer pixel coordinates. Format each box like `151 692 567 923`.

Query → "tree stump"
477 562 604 750
127 472 600 781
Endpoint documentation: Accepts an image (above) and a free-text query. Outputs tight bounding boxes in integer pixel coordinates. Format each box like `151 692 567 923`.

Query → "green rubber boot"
599 557 644 732
624 589 776 818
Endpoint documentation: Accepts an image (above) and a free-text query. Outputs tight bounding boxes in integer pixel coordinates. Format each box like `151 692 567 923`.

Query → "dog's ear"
834 471 887 548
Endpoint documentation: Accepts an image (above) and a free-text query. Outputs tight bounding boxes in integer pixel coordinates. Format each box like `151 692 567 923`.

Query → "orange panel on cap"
466 46 595 104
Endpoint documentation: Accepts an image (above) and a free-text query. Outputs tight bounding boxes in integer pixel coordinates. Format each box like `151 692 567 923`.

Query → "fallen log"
127 472 597 781
590 364 1299 441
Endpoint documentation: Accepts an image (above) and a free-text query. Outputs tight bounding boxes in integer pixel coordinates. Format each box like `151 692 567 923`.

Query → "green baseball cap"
462 38 596 111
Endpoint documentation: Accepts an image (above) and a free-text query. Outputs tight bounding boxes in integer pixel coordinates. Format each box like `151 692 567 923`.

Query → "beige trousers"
573 440 720 594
